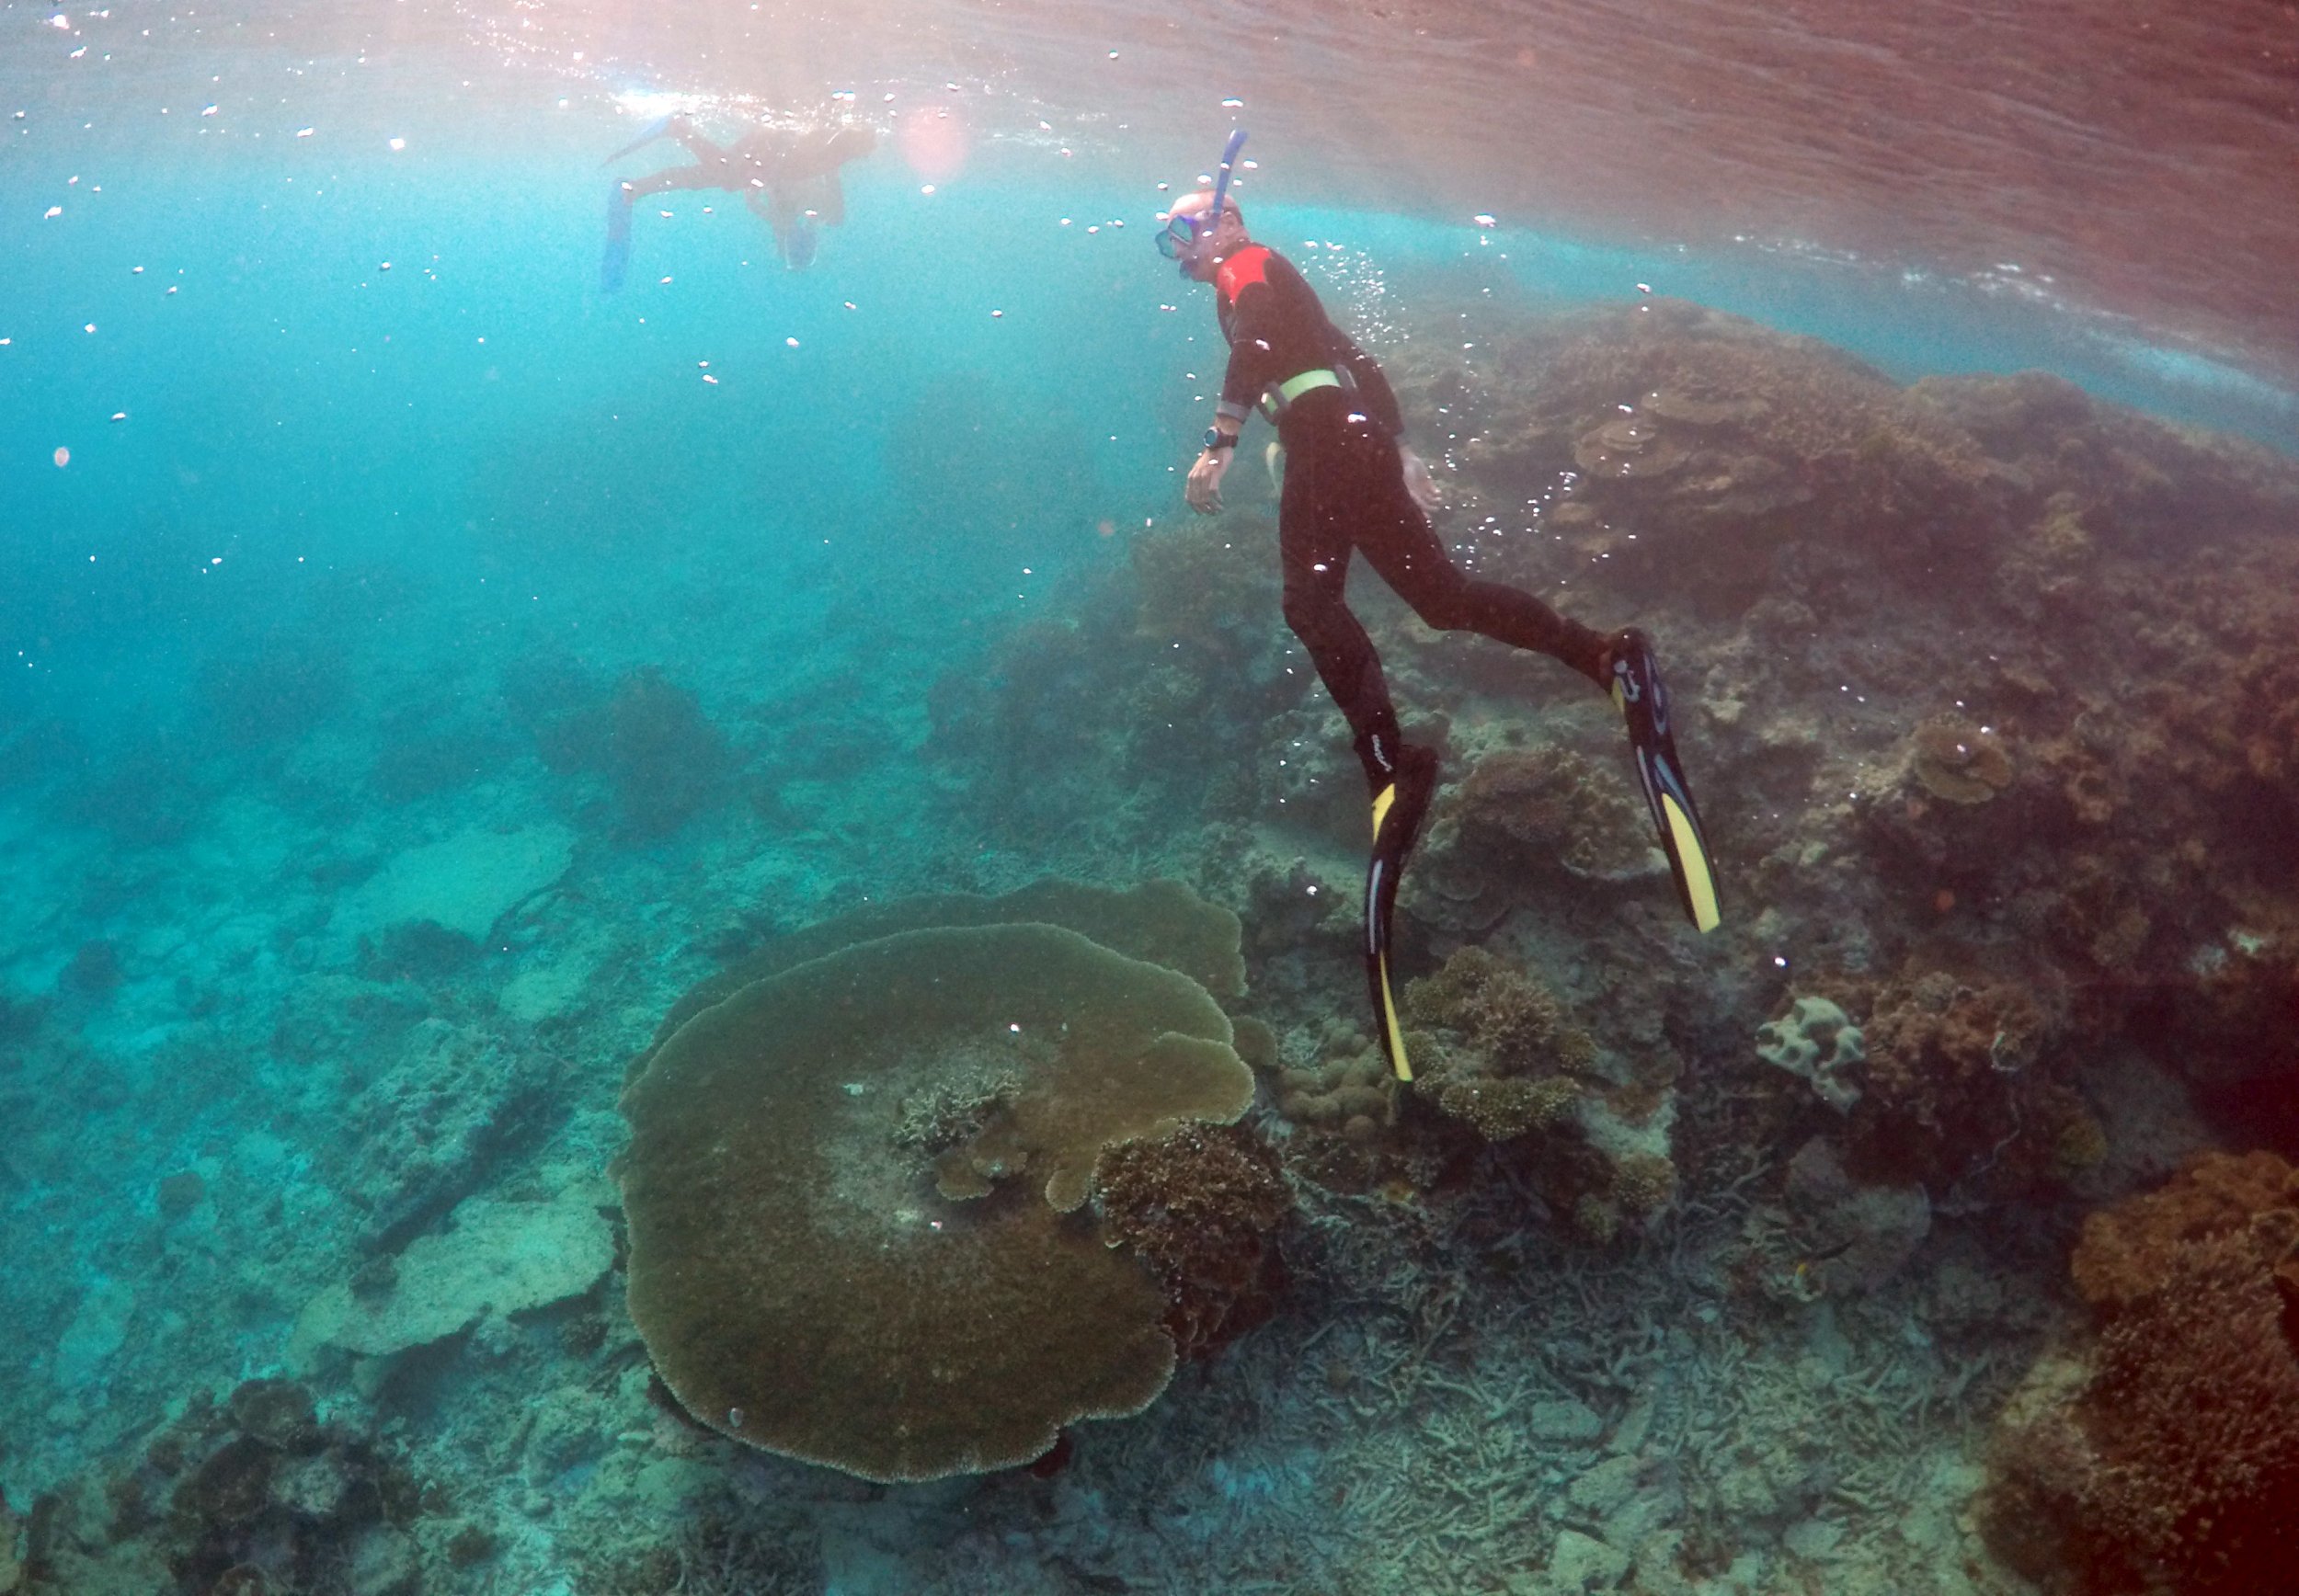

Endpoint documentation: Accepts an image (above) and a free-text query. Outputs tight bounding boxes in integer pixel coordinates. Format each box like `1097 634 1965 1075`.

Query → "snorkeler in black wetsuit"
1158 177 1721 1080
600 114 876 287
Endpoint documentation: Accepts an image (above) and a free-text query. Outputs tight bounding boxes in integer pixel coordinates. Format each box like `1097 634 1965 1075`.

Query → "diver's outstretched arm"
619 163 727 201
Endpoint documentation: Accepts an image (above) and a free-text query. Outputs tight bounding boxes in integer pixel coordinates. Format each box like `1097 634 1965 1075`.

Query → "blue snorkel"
1167 127 1247 276
1210 126 1246 222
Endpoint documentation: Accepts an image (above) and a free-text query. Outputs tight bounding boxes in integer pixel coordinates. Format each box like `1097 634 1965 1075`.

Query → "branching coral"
2068 1148 2299 1315
1401 946 1595 1078
1432 1075 1584 1143
1395 947 1606 1158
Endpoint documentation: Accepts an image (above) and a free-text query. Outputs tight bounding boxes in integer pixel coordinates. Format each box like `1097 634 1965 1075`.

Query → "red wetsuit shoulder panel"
1217 245 1274 304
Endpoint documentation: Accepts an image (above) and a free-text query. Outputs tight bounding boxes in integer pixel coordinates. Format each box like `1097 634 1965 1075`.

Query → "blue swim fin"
600 113 676 167
600 182 634 294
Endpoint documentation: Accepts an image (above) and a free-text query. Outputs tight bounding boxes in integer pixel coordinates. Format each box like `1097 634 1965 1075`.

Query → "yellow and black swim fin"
1608 628 1721 933
1364 743 1439 1081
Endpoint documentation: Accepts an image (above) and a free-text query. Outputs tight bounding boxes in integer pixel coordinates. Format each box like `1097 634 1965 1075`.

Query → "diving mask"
1155 211 1218 259
1157 127 1247 268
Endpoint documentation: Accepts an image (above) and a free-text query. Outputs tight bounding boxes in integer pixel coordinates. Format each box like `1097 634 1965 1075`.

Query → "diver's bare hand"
1400 446 1442 512
1186 449 1230 514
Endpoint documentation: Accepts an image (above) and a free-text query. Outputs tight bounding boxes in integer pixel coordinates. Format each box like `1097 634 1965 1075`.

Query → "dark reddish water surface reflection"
541 0 2299 376
1000 0 2299 372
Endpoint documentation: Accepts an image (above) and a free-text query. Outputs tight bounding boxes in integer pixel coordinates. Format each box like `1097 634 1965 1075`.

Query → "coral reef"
1424 744 1662 911
1269 1045 1397 1143
1755 995 1865 1112
616 916 1256 1482
12 268 2299 1596
290 1187 614 1379
1779 1135 1932 1294
1092 1123 1293 1360
1457 299 2000 610
529 664 735 837
1984 1152 2299 1593
1907 715 2015 804
11 1379 428 1596
1848 969 2066 1192
1400 945 1598 1141
192 634 351 749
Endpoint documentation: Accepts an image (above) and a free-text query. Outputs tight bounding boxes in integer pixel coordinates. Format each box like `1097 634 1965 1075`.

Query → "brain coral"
617 919 1255 1483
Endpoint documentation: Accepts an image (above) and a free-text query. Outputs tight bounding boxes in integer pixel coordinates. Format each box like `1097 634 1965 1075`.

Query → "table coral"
633 876 1247 1086
617 919 1256 1483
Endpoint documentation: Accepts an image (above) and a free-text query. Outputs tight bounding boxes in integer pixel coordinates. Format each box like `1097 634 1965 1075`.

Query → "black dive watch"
1203 426 1236 450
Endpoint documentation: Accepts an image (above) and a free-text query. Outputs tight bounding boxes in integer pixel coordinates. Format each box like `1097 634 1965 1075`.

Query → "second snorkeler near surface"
600 112 876 290
1158 142 1720 1082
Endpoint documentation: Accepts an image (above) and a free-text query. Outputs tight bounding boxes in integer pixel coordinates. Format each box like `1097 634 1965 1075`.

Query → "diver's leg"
621 163 723 201
1352 432 1721 929
1351 436 1610 686
668 120 733 168
766 191 800 262
1278 457 1406 792
1284 448 1439 1083
603 162 726 292
601 180 635 292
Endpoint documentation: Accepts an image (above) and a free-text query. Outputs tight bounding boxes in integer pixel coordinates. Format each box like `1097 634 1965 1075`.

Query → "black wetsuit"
1214 244 1609 790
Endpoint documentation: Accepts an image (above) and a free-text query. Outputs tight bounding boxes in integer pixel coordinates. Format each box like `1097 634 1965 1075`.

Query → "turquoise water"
13 140 2290 732
6 38 2299 1596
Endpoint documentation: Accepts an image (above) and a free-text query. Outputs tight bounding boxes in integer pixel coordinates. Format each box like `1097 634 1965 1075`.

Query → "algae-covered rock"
291 1189 612 1365
338 1019 559 1250
617 919 1255 1483
333 821 575 943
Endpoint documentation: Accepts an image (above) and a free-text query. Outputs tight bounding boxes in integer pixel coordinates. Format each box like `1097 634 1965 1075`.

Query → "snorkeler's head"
1156 189 1246 280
